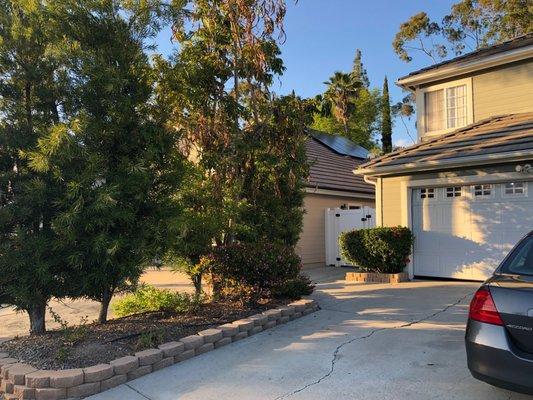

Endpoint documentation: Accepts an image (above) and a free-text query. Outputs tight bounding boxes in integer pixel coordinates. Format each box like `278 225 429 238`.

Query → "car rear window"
500 236 533 275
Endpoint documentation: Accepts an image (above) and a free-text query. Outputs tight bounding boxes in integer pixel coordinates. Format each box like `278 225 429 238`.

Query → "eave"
353 150 533 178
396 46 533 91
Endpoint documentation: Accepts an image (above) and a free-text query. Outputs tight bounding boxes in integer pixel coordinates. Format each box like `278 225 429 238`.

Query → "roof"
305 134 374 195
397 33 533 88
309 130 369 159
356 112 533 176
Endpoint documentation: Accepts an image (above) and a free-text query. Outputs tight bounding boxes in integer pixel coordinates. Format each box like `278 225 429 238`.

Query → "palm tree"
323 72 360 135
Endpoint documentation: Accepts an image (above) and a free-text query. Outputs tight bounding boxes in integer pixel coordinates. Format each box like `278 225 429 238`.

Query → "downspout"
363 175 382 227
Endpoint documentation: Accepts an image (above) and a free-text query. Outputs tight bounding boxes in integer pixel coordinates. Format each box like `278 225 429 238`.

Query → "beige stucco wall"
297 193 374 267
379 176 404 227
473 61 533 121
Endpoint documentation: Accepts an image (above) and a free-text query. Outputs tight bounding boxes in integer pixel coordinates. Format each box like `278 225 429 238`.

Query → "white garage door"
412 181 533 280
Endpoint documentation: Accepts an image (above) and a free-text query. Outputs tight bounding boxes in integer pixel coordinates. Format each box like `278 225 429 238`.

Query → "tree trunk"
98 288 112 324
29 301 46 335
192 275 202 297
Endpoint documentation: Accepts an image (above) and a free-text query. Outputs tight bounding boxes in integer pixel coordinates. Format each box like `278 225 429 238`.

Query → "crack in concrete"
125 383 154 400
274 292 473 400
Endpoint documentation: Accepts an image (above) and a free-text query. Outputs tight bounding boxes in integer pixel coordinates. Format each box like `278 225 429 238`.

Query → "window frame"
445 186 462 199
419 187 436 200
416 78 473 139
472 183 494 199
502 181 528 198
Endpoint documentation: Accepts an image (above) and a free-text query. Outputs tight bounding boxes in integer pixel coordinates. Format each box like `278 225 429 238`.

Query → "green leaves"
310 49 380 149
393 1 532 63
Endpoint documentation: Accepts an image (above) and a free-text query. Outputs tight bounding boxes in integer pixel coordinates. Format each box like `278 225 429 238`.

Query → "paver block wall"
0 299 319 400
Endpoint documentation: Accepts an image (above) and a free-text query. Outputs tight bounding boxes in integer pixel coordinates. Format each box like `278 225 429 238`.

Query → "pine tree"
381 77 393 154
0 1 70 334
351 49 370 88
28 0 184 323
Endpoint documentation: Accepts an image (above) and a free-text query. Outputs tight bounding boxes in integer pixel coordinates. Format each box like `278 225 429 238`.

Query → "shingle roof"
357 113 533 175
398 33 533 82
305 135 374 195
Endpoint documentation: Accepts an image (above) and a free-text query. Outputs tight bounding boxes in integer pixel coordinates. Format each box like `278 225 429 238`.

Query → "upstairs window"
425 84 467 133
420 78 471 136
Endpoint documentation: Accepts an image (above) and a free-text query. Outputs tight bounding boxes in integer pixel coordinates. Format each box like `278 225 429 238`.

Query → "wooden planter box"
345 271 409 284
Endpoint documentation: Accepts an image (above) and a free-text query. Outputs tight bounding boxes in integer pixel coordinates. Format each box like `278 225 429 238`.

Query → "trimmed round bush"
339 227 414 274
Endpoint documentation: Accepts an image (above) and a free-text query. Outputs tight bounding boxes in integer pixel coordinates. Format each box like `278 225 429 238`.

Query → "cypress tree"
381 76 393 154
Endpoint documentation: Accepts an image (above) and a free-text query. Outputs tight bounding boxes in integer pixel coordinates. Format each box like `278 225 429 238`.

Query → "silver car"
466 231 533 395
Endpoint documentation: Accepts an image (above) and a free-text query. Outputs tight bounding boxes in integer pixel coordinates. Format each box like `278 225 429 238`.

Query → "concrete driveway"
87 267 531 400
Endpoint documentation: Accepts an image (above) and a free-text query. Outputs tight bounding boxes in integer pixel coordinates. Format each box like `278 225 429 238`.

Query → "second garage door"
412 181 533 280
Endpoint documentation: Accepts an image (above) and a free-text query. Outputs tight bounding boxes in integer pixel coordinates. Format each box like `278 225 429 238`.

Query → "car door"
489 234 533 355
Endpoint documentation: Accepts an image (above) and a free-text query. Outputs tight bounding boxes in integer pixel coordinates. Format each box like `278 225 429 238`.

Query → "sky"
155 0 458 148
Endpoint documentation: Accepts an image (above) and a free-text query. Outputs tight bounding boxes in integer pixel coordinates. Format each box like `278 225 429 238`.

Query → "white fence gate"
325 206 376 267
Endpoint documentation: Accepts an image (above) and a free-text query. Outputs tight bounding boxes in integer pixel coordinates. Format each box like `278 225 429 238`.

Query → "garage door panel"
412 183 532 281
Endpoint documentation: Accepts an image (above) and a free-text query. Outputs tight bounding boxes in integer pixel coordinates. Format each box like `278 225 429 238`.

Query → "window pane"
425 90 444 132
501 236 533 275
446 85 467 128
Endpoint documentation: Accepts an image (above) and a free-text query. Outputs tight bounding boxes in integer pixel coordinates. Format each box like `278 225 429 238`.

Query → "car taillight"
469 287 503 326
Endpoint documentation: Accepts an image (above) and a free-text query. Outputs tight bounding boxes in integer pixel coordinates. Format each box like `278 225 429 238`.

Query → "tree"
381 77 393 154
311 50 380 149
238 94 311 247
351 49 370 88
393 0 532 63
159 0 309 291
0 0 72 334
323 72 360 136
28 0 184 323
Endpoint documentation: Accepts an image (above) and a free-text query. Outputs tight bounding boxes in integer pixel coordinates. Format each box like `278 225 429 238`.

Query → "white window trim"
472 183 494 200
416 77 473 140
502 181 528 198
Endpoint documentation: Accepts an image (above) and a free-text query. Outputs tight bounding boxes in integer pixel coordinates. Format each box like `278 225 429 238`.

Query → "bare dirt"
0 299 287 370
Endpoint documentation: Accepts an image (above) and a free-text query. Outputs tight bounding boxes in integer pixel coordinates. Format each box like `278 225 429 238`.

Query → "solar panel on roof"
310 130 369 159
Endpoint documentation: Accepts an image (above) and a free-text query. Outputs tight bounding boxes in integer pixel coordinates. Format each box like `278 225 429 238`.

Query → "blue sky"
155 0 457 148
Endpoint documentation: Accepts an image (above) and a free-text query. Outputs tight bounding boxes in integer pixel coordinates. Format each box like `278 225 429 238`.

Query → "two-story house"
355 33 533 281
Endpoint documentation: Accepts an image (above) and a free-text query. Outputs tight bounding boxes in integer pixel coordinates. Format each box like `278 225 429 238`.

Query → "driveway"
88 267 531 400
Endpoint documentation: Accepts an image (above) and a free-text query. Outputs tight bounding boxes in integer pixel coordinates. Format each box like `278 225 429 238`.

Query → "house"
297 131 375 267
355 33 533 281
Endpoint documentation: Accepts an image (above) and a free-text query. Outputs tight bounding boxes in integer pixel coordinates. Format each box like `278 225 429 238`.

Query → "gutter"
354 150 533 177
363 176 377 186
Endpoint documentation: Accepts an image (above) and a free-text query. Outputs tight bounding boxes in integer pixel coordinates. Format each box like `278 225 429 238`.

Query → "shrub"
112 285 200 317
271 274 315 299
339 227 414 274
208 242 304 303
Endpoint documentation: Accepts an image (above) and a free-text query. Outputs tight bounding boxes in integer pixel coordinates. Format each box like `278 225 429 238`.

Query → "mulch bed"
0 299 287 370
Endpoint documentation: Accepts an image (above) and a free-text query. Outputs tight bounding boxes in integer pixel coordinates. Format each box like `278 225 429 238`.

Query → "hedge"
339 227 414 274
208 242 312 303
